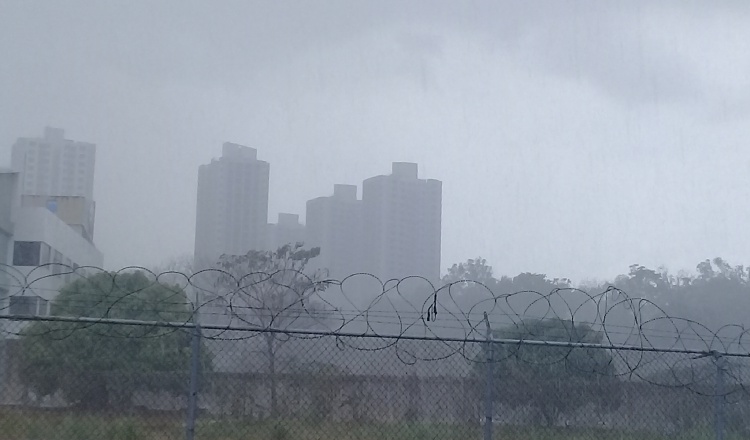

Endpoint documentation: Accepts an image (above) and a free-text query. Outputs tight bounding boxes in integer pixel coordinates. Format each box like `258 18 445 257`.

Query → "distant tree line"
442 256 750 331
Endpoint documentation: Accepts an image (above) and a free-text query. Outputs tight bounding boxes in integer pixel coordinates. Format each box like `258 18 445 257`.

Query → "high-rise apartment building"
194 142 270 267
266 213 305 251
306 184 364 280
11 127 97 241
11 127 96 201
362 163 442 282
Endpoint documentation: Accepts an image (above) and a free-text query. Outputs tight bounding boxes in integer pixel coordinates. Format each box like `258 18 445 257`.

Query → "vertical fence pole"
714 353 725 440
0 323 5 402
186 324 201 440
483 312 493 440
0 316 6 390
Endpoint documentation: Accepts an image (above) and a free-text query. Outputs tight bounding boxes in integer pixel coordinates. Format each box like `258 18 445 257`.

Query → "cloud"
2 1 750 281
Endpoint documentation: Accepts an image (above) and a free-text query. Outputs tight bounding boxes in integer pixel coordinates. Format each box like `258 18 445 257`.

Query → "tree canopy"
442 256 750 337
440 257 571 322
485 318 620 425
214 242 329 329
608 257 750 332
492 318 615 377
19 270 210 409
213 242 329 418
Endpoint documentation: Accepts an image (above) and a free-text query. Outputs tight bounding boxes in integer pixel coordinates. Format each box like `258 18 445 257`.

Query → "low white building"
0 169 103 316
8 206 103 315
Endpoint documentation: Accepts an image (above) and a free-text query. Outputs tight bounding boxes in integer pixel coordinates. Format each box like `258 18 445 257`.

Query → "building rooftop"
221 142 258 161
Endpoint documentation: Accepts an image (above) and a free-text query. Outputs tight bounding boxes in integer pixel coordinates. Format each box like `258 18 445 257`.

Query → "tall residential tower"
11 127 96 201
194 143 270 267
362 162 442 282
11 127 97 241
306 184 364 280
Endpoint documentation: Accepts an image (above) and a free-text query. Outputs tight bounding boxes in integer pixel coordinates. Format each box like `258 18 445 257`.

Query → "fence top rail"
2 313 749 358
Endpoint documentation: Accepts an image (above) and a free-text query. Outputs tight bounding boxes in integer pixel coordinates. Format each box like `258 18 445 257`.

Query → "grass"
0 408 744 440
0 408 182 440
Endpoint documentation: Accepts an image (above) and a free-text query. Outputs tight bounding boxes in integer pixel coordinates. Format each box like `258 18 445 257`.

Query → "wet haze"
2 1 749 282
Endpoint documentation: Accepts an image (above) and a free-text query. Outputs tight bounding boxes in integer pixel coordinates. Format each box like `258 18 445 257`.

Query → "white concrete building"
306 184 364 280
9 206 104 315
19 195 95 243
362 163 442 282
194 143 270 267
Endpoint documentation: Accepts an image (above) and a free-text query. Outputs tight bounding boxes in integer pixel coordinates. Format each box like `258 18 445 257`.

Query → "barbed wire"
2 262 750 398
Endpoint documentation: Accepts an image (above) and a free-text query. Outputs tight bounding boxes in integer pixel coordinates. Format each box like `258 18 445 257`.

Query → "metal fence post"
714 353 725 440
0 324 5 402
186 324 201 440
483 312 493 440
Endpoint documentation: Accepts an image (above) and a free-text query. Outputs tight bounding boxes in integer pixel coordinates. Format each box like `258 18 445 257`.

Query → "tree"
214 242 329 418
606 258 750 333
644 360 720 433
443 257 496 287
19 271 211 409
483 318 620 425
441 259 573 324
149 253 205 311
612 264 672 304
149 253 198 286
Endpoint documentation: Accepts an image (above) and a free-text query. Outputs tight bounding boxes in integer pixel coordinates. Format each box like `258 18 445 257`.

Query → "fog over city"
6 3 750 437
2 0 750 283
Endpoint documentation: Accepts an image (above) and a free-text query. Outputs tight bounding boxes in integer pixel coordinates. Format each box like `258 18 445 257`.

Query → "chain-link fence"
2 263 750 439
2 314 750 440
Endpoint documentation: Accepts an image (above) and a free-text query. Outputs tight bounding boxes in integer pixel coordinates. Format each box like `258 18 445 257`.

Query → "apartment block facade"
362 163 442 282
306 184 364 280
194 143 270 267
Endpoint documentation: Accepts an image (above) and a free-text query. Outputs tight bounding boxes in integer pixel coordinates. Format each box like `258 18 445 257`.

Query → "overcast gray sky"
2 1 749 282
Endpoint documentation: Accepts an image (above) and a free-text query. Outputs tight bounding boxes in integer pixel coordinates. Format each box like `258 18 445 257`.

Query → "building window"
40 242 51 265
52 250 63 275
12 241 41 266
9 296 37 316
